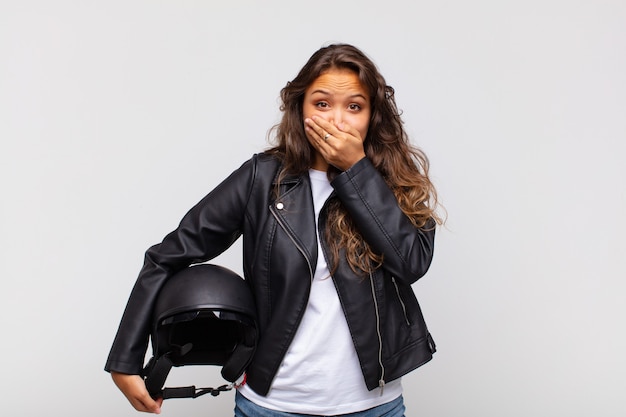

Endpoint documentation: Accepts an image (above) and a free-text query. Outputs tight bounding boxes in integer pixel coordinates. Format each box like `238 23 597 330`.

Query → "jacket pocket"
391 276 411 326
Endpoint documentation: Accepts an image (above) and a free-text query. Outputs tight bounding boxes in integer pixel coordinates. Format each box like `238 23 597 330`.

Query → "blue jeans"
234 391 406 417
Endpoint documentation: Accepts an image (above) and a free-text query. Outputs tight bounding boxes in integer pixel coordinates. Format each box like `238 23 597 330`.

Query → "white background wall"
1 1 625 416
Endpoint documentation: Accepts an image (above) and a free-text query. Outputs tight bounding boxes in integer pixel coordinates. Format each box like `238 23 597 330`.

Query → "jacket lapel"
270 173 318 269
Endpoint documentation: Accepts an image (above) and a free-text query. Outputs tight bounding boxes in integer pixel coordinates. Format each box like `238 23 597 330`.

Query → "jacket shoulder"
254 151 282 168
249 152 283 182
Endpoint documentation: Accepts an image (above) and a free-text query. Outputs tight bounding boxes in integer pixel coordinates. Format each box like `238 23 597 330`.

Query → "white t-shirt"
238 169 401 414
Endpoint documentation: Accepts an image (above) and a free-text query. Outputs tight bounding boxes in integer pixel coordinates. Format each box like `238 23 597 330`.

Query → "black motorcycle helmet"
142 264 257 399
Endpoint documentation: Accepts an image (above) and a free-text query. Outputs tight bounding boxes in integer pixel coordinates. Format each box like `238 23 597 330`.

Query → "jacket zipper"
270 203 314 282
369 271 385 396
391 276 411 326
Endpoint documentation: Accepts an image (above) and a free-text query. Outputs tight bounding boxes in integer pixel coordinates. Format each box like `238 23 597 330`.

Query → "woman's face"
302 68 371 141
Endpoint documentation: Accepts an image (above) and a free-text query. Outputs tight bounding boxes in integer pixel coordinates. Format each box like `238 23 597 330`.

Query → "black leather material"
105 153 436 396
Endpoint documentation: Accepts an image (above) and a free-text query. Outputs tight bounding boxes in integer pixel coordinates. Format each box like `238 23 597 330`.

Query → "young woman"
106 43 443 416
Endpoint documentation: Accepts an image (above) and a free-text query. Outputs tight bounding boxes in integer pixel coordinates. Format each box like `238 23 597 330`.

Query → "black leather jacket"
105 153 436 396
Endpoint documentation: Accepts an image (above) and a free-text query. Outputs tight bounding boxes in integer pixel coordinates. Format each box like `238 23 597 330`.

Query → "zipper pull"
379 379 385 396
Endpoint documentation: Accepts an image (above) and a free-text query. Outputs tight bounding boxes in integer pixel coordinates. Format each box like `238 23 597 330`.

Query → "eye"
315 101 329 108
348 103 362 111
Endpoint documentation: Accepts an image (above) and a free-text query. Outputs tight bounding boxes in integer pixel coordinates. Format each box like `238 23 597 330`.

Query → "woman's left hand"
305 116 366 171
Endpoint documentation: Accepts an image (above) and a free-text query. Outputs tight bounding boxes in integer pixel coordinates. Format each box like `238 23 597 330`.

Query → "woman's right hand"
111 372 163 414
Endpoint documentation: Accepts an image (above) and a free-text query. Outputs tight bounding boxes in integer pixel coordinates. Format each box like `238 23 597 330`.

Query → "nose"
330 108 344 125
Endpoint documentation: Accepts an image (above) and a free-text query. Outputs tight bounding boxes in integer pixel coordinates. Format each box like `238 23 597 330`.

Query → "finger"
336 121 358 137
310 117 363 143
304 124 323 146
310 117 338 138
304 122 333 149
141 396 162 414
304 118 329 141
133 394 162 414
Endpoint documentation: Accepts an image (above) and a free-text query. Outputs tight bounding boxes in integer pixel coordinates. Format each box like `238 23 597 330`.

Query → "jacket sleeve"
331 157 436 284
104 156 257 375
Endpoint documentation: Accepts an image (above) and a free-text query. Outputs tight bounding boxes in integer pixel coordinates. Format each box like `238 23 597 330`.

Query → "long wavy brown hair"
267 43 443 275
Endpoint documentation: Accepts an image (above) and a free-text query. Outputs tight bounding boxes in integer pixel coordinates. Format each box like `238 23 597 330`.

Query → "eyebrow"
309 89 368 101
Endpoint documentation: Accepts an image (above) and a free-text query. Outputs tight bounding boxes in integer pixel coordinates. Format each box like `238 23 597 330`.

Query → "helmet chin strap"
160 382 234 399
161 373 247 399
142 342 248 400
